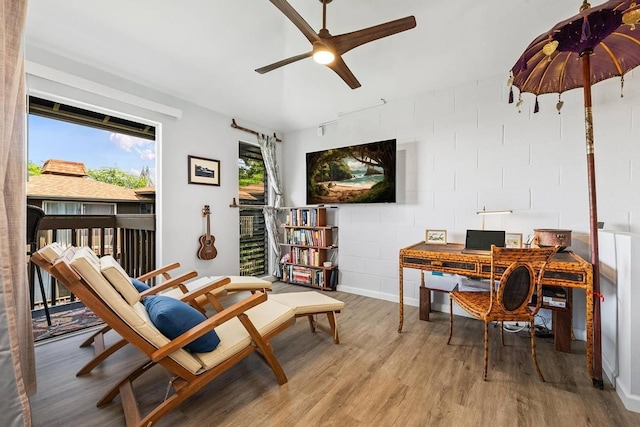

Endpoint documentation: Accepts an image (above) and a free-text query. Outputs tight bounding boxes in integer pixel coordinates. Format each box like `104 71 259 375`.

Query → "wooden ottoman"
269 291 345 344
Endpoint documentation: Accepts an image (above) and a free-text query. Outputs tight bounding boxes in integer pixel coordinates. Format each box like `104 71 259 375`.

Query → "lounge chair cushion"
37 242 65 263
269 291 345 315
195 298 294 369
143 295 221 353
100 255 142 305
212 275 273 291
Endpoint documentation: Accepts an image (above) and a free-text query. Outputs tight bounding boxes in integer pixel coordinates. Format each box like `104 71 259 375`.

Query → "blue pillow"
130 278 150 293
143 295 220 353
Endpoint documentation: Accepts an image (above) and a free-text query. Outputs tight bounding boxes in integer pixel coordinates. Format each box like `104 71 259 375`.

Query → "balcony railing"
30 214 156 310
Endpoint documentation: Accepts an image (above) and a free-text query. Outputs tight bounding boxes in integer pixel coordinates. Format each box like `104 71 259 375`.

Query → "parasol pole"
580 49 603 389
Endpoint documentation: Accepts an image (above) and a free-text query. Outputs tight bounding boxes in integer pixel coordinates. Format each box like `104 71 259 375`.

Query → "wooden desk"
398 242 595 380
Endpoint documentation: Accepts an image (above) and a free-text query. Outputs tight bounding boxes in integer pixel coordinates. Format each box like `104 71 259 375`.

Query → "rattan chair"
447 244 559 381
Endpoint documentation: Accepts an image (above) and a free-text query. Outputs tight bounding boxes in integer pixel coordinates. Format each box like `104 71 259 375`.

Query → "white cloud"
110 133 155 161
139 148 155 161
110 133 145 152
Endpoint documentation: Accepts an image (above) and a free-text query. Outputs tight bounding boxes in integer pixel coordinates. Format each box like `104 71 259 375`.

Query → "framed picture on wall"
505 232 523 248
425 229 447 245
188 155 220 186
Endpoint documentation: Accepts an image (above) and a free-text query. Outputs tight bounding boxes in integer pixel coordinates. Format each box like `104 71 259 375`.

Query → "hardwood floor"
31 283 639 426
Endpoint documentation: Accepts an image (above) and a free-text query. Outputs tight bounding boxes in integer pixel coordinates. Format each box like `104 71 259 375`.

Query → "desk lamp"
476 207 513 230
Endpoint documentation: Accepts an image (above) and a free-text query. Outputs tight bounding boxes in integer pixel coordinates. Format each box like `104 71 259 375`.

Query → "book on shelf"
287 207 322 227
286 228 327 247
289 247 322 266
282 264 326 287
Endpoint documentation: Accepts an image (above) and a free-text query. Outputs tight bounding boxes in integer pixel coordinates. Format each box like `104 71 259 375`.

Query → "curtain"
258 134 283 277
0 1 35 426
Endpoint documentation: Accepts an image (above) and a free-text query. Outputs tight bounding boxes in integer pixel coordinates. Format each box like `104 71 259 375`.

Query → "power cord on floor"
534 314 553 338
502 321 527 333
499 315 554 338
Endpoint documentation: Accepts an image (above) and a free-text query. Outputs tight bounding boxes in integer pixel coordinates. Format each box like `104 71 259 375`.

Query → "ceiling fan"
256 0 417 89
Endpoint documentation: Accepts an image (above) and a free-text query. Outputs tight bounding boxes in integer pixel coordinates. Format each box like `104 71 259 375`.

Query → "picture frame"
188 155 220 186
505 232 523 248
425 229 447 245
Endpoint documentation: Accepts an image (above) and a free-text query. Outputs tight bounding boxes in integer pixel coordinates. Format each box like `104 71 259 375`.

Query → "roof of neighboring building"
27 160 154 202
27 174 152 202
135 186 156 196
239 184 264 202
41 159 88 176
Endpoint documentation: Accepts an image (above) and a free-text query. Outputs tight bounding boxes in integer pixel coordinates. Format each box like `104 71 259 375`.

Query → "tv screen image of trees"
306 139 396 204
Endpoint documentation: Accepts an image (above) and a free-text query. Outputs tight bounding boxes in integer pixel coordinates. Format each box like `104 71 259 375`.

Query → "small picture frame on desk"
425 229 447 245
505 232 523 248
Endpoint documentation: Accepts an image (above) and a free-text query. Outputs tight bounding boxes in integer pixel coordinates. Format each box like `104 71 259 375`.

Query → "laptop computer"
461 230 506 255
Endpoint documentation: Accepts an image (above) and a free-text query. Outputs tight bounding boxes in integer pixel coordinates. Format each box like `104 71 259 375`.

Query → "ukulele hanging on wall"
197 205 218 260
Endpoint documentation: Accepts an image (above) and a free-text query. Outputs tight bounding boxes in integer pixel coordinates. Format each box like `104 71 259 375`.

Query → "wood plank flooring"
31 283 640 426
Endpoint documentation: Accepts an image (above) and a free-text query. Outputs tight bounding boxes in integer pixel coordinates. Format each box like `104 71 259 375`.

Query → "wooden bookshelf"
280 206 337 291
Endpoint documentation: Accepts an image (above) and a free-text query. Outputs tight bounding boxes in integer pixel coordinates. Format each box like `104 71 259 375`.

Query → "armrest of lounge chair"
178 276 231 305
138 270 199 296
137 262 181 282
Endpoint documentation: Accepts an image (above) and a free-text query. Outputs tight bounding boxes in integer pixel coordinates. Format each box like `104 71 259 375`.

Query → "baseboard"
336 285 419 308
615 378 640 413
603 355 617 388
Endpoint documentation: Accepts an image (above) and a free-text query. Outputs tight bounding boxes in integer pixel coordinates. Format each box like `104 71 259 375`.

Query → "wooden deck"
31 283 639 426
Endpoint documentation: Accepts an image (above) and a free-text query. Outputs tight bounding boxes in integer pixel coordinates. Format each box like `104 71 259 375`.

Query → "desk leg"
420 286 431 321
553 310 572 353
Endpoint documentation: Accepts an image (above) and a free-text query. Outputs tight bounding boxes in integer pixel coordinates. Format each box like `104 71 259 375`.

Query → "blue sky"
28 115 156 183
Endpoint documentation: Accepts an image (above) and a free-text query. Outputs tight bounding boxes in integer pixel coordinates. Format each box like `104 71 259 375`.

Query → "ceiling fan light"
312 42 335 64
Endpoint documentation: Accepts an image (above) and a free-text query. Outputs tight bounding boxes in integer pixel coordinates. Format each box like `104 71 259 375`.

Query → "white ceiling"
24 0 584 133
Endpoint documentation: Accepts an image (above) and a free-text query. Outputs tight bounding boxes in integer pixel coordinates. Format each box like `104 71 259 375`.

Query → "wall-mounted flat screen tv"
306 139 396 204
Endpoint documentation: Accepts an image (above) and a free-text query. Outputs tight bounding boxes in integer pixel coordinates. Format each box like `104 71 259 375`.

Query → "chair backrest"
490 245 559 313
26 205 45 251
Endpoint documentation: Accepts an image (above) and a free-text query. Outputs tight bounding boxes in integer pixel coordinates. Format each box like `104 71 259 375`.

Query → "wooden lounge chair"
34 244 345 383
447 245 559 381
50 246 295 427
32 244 271 375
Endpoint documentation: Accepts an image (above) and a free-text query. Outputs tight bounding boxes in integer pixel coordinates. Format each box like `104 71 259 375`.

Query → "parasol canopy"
509 0 640 390
510 0 640 110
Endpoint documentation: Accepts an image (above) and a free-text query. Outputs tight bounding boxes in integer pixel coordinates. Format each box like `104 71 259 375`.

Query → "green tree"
88 167 148 189
239 159 265 187
28 161 42 176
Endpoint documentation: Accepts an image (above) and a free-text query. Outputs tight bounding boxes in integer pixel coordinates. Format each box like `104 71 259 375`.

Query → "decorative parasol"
509 0 640 389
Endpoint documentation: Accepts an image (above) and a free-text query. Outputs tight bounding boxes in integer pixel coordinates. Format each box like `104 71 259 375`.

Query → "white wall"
25 48 278 279
599 231 640 412
282 70 640 340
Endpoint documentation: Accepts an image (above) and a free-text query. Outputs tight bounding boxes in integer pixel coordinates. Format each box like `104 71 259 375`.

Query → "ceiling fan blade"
269 0 321 44
326 56 361 89
255 52 313 74
332 16 416 55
